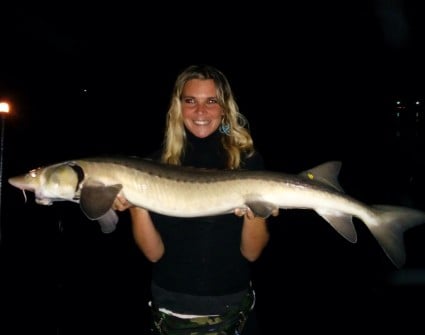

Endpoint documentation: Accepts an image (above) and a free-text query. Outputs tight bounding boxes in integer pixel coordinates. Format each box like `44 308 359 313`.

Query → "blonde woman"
114 64 276 334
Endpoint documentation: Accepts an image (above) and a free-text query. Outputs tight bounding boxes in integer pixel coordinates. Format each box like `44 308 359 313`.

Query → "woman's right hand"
112 194 133 211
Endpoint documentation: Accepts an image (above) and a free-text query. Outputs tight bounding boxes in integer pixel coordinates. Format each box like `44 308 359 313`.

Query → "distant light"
0 102 9 114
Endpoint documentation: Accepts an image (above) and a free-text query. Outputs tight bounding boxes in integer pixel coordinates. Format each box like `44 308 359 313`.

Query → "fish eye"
29 168 40 178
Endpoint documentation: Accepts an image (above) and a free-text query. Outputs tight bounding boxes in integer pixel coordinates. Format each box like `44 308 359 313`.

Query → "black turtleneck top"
147 130 264 314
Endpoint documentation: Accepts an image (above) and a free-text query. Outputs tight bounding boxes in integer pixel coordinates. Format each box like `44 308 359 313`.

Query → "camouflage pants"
150 289 255 335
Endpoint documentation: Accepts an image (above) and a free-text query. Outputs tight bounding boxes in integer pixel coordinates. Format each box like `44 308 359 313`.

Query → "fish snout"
8 176 25 189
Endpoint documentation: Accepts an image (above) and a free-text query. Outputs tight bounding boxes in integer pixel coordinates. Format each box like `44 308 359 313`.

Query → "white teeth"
194 120 209 125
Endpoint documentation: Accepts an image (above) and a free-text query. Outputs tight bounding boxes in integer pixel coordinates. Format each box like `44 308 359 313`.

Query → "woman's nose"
195 103 207 114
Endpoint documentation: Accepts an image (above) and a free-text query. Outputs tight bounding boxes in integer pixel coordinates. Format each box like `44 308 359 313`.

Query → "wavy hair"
161 64 255 169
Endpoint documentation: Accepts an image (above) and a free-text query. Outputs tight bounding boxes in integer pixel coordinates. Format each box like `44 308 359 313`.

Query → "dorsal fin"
299 161 344 192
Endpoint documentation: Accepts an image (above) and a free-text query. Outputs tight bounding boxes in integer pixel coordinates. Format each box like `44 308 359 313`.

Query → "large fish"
8 156 425 268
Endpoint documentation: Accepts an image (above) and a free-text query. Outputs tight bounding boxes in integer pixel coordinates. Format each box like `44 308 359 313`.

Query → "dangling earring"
219 117 231 135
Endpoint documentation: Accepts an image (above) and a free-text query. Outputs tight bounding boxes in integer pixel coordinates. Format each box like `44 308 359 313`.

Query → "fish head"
8 163 82 205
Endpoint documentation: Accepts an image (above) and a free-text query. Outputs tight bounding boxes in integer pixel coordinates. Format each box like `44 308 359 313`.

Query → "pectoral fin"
97 209 119 233
79 181 123 220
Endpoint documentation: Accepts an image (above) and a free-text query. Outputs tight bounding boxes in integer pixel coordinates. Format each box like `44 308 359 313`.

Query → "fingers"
245 209 255 220
234 207 280 219
234 208 255 219
112 194 131 211
234 208 246 217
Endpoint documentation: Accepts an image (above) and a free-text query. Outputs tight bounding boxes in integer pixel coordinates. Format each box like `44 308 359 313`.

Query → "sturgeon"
8 156 425 268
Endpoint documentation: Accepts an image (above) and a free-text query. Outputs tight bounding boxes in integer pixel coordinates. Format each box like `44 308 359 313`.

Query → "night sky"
1 2 425 333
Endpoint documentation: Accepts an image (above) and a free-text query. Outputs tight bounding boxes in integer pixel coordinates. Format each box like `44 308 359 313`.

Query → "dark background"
0 1 424 334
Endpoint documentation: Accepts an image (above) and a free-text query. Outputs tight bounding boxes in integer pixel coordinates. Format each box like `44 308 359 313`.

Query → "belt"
150 288 255 335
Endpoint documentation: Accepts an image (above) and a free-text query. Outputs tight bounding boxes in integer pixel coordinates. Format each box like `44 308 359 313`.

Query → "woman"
113 64 275 334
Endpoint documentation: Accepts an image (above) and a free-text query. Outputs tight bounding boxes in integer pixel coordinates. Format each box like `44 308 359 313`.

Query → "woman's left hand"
234 207 279 219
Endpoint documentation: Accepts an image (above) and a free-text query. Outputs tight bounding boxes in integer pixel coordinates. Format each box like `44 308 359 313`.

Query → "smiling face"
181 79 224 138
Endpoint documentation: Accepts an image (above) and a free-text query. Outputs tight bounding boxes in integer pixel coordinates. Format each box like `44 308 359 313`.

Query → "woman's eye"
183 98 194 104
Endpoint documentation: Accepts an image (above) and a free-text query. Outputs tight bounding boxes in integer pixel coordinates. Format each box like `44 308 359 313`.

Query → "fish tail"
366 205 425 269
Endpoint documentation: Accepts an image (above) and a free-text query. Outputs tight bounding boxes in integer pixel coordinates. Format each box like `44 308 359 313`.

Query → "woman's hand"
112 194 133 211
234 207 279 219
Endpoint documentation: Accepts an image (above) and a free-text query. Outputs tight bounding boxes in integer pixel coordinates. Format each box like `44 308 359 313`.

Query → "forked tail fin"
367 205 425 268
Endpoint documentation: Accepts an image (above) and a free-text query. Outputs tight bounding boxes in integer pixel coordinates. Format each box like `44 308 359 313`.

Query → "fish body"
8 156 425 268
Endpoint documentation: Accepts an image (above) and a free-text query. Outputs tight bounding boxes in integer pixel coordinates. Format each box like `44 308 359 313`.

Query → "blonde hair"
161 64 255 169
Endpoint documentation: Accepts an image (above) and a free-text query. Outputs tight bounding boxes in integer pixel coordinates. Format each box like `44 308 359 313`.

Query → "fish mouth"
35 197 53 205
